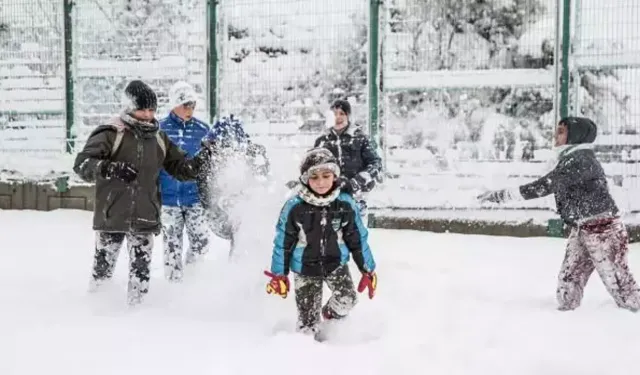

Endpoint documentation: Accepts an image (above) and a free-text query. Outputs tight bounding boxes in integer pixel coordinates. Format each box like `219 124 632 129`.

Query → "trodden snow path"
1 209 640 375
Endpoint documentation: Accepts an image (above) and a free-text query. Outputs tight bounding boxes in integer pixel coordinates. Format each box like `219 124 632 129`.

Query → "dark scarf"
120 110 159 138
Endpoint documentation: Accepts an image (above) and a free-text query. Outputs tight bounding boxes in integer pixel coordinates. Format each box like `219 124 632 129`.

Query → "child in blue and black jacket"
264 147 378 336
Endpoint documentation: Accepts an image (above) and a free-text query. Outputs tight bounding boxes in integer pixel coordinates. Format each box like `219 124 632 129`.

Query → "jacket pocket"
150 195 160 218
103 190 123 219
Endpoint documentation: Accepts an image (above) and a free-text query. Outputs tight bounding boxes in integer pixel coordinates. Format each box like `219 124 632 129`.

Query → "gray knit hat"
299 148 341 184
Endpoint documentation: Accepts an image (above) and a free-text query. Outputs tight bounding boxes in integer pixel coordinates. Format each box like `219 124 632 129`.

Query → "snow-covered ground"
2 209 640 375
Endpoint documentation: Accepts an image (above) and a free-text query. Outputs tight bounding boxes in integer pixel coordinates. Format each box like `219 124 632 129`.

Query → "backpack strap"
155 132 167 158
108 118 127 158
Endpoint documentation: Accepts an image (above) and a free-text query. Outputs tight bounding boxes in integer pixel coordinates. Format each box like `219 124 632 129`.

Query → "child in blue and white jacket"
159 81 211 282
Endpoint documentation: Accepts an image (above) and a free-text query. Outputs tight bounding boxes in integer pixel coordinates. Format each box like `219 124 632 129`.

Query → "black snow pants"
294 264 358 332
91 231 154 305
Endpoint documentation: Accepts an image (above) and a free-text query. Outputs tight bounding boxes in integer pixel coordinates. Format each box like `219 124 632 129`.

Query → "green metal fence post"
207 0 219 124
368 0 381 148
63 0 75 153
559 0 571 119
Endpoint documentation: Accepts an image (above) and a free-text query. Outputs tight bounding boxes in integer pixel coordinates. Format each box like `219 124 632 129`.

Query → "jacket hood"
561 116 597 144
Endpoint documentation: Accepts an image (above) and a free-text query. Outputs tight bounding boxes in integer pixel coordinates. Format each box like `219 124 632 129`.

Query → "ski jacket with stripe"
269 188 376 278
158 112 210 207
313 124 382 193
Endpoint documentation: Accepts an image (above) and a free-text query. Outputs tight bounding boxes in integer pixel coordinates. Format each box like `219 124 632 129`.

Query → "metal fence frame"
0 0 635 158
48 0 382 155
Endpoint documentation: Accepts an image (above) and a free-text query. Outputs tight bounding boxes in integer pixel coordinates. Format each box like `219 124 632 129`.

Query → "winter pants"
161 204 210 281
91 231 154 304
294 264 358 332
556 217 640 311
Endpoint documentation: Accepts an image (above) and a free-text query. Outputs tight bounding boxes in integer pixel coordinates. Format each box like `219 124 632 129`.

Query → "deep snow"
2 209 640 375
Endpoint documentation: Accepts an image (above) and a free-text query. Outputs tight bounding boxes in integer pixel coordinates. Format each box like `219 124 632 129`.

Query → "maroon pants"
556 217 640 311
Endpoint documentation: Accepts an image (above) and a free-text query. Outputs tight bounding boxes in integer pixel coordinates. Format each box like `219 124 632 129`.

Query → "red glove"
357 272 377 299
264 270 290 298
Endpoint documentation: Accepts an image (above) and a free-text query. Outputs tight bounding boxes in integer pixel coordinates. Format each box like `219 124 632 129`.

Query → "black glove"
338 176 360 194
353 172 376 193
192 147 213 174
477 189 508 204
339 173 376 194
101 161 138 183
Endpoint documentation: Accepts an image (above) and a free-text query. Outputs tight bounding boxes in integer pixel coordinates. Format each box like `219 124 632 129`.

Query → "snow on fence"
384 69 555 91
3 0 640 215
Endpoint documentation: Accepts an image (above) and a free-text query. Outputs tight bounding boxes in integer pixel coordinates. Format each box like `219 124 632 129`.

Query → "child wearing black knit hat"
122 79 158 113
73 79 213 306
313 99 382 226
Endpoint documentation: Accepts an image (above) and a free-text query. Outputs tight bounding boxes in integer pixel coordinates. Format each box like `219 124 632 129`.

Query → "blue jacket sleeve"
270 198 300 276
339 194 376 273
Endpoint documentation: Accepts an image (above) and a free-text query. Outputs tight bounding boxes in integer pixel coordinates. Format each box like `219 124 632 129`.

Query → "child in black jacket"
313 99 382 222
264 147 378 336
478 117 640 312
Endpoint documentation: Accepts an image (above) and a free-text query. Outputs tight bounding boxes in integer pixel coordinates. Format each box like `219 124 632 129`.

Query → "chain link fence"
573 0 640 210
1 0 640 211
382 0 556 159
0 0 65 156
377 0 558 209
217 0 370 177
71 0 208 152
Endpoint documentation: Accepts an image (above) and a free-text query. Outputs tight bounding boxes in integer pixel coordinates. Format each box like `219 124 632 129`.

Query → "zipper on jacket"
333 131 343 169
177 127 184 206
320 208 328 276
129 132 143 231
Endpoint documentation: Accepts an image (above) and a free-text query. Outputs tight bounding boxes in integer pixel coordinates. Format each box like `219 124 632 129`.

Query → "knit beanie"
299 147 341 185
330 99 351 116
169 81 198 109
122 80 157 112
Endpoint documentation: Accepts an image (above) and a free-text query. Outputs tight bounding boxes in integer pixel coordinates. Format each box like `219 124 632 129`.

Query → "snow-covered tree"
219 0 368 125
82 0 193 59
386 0 552 160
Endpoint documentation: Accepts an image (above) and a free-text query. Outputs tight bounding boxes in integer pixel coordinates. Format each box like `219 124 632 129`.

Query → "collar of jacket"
297 184 340 206
325 123 357 138
556 143 593 159
542 143 594 173
119 111 159 137
168 110 193 126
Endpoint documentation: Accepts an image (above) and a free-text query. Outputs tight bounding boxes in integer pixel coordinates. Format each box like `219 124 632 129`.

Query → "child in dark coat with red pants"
264 148 378 337
479 117 640 312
